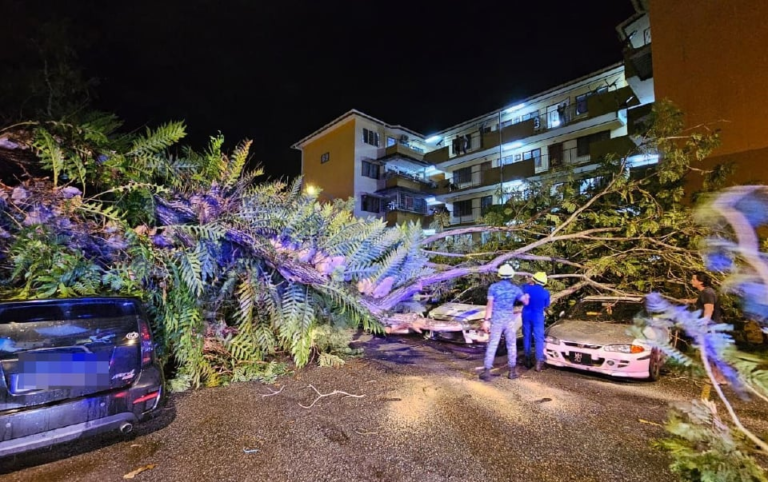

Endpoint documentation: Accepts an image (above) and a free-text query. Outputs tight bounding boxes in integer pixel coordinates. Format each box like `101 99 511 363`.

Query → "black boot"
479 369 492 381
535 360 544 372
525 355 534 369
508 367 519 379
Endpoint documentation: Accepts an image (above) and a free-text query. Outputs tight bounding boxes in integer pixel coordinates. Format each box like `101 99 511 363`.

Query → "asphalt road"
2 334 767 482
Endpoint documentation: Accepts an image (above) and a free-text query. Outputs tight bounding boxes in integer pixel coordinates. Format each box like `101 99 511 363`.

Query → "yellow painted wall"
301 119 357 201
650 0 768 186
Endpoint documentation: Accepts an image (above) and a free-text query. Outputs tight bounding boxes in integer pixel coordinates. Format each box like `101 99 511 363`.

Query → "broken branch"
260 385 285 398
299 384 365 409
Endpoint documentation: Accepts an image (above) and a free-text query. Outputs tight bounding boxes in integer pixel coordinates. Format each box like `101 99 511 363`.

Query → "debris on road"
123 464 157 479
299 384 365 409
243 448 260 454
260 385 285 398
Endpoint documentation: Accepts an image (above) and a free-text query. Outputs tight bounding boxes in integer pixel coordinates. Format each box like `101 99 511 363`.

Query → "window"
361 195 381 213
480 195 493 215
453 167 472 184
387 136 396 147
576 94 589 116
453 199 473 217
320 152 330 164
579 176 604 194
523 148 542 168
363 128 380 147
362 160 379 179
577 135 590 157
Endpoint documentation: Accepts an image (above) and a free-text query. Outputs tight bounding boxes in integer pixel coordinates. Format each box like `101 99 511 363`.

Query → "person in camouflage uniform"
480 263 528 380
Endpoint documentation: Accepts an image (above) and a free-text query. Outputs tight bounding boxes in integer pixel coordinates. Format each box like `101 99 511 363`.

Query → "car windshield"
566 300 644 324
0 300 140 360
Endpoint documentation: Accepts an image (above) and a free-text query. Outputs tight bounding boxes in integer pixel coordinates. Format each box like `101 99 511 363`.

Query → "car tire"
648 348 663 381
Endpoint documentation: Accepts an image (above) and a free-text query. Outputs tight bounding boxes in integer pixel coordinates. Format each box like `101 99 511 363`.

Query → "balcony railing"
385 194 428 215
382 169 436 191
435 86 635 162
430 158 535 195
379 142 425 163
625 42 653 81
448 204 499 226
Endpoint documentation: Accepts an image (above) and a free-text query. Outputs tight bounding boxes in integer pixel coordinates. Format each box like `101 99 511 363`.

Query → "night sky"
4 0 635 180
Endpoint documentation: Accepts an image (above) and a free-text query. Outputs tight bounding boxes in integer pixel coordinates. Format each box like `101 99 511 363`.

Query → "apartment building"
292 62 656 230
648 0 768 190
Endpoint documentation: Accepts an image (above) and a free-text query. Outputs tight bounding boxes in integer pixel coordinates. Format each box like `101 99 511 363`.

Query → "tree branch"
698 340 768 454
299 384 365 409
372 227 619 312
421 250 586 269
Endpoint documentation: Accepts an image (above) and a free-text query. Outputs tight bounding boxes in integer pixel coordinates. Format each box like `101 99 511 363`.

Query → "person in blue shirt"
522 272 551 372
480 263 528 381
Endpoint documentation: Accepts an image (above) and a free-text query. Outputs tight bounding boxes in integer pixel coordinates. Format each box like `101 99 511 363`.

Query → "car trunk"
0 299 143 413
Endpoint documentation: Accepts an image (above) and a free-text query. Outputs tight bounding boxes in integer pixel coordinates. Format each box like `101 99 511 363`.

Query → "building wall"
353 117 387 219
301 119 357 202
650 0 768 188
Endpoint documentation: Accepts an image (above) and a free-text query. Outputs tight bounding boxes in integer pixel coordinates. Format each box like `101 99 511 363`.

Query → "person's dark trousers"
522 312 545 365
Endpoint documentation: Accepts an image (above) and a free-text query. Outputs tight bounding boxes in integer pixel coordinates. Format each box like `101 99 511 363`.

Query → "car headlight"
604 344 645 354
545 335 560 345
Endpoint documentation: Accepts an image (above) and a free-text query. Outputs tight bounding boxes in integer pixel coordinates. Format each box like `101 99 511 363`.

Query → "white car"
544 296 668 380
383 302 522 345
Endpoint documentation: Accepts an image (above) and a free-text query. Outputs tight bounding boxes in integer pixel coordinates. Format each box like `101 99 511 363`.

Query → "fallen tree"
0 102 731 389
371 102 727 320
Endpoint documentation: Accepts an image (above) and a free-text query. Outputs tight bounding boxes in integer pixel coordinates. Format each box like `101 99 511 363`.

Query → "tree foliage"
368 101 725 320
0 118 427 389
639 185 768 480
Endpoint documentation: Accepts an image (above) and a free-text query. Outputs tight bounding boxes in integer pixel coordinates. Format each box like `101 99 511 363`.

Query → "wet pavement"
2 333 767 481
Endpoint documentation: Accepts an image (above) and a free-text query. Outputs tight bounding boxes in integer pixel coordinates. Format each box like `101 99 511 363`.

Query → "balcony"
378 142 425 163
480 118 537 151
385 210 430 227
448 203 502 226
382 169 435 192
627 102 654 136
586 85 639 117
432 158 538 196
624 43 653 81
438 88 636 165
423 145 450 164
589 135 637 161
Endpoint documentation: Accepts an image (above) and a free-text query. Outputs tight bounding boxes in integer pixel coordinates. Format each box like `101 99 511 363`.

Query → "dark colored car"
0 297 165 457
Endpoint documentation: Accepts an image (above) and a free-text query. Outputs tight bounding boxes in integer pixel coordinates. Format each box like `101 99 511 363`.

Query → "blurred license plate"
570 352 592 365
14 352 109 391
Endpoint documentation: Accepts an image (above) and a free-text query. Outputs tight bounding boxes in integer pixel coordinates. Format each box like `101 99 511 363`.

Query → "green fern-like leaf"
128 121 187 157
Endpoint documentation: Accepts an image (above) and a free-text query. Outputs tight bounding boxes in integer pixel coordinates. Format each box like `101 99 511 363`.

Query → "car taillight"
132 390 160 404
138 319 154 367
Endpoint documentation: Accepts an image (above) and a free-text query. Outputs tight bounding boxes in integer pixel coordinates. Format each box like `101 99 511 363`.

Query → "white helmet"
497 263 515 279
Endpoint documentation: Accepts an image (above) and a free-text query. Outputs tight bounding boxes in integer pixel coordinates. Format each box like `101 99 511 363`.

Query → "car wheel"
648 348 663 381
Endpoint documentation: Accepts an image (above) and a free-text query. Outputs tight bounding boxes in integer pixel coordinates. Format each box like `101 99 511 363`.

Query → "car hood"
547 320 636 345
428 303 485 322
